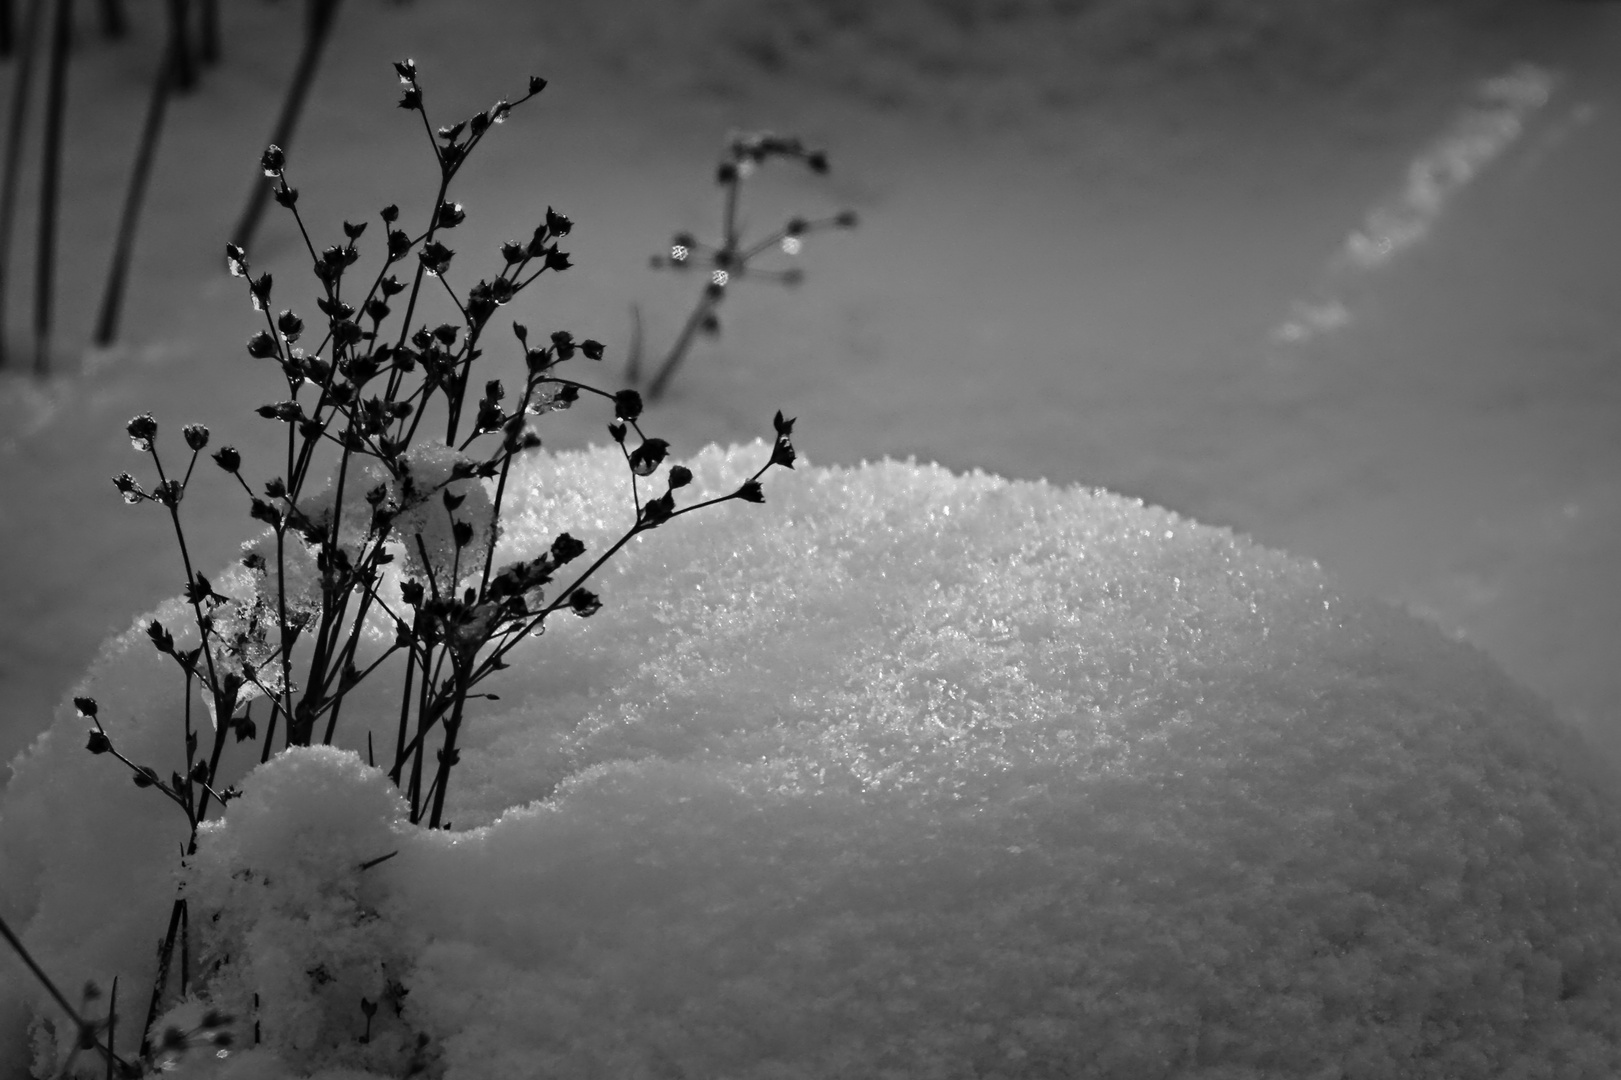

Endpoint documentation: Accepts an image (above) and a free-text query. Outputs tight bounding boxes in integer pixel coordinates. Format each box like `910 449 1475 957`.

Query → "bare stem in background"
196 0 217 64
95 8 182 346
0 0 44 368
230 0 341 249
645 285 720 400
97 0 124 39
33 0 71 375
166 0 194 92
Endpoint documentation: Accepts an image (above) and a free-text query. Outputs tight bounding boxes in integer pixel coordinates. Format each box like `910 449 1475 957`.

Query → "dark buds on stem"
613 389 642 422
112 473 144 503
146 620 175 655
126 414 157 452
278 310 304 341
628 438 669 477
246 331 277 359
419 242 454 277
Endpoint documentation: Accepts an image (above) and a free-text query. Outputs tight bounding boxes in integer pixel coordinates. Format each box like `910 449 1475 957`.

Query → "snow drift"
3 443 1621 1078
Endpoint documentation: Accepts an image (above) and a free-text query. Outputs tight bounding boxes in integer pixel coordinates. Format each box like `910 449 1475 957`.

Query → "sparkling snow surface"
4 446 1621 1078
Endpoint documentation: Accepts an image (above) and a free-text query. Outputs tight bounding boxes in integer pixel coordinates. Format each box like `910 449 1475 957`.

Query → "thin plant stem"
0 0 45 369
138 898 186 1061
646 285 721 399
623 300 643 383
94 21 180 346
96 0 124 38
0 911 86 1032
425 666 468 828
390 640 417 781
196 0 216 63
105 976 117 1080
0 913 133 1075
32 0 70 375
230 0 342 248
165 0 194 92
145 448 228 805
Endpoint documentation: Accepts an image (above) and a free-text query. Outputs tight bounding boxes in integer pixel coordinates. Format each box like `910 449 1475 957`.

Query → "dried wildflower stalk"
632 129 857 399
1 61 799 1075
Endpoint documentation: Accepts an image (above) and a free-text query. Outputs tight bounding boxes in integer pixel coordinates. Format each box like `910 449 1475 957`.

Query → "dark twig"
196 0 217 63
165 0 194 92
94 10 183 346
645 284 720 400
640 130 855 398
97 0 124 38
32 0 70 375
0 0 45 368
138 899 186 1061
230 0 342 249
623 300 643 384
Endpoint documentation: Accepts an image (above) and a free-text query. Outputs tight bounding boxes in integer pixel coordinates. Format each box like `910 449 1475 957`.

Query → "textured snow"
4 443 1621 1078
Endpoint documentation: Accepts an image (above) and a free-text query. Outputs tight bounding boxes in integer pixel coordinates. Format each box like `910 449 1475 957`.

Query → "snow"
1 0 1620 1075
4 443 1621 1077
3 0 1620 770
0 0 1616 781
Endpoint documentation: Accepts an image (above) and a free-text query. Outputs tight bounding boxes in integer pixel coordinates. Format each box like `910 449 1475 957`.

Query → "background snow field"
4 447 1621 1078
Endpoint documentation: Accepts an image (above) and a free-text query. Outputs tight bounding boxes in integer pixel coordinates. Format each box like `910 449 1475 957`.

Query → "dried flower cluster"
633 129 858 398
4 62 796 1077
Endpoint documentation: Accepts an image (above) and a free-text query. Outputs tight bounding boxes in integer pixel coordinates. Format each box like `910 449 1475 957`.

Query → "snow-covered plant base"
4 444 1621 1078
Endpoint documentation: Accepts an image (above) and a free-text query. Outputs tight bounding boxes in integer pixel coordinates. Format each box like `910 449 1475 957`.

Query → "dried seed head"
126 414 158 452
112 473 144 503
613 389 643 422
246 331 277 359
628 438 670 476
277 310 304 341
435 201 466 229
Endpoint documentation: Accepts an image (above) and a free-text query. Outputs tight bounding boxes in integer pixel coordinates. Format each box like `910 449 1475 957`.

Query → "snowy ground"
9 446 1621 1077
1 0 1619 778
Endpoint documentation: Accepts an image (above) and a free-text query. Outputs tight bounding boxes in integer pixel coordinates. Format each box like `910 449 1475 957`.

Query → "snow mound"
5 443 1621 1078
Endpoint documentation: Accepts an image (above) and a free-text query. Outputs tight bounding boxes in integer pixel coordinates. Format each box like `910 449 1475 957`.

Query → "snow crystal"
5 443 1621 1078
